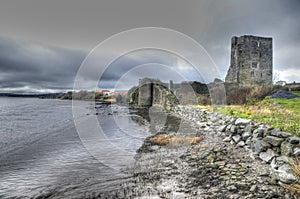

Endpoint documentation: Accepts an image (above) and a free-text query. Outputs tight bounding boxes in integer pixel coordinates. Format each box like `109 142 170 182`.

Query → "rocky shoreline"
122 113 294 198
86 106 299 199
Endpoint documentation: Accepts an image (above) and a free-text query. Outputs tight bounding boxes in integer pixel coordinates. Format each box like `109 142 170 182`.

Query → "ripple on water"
0 98 154 198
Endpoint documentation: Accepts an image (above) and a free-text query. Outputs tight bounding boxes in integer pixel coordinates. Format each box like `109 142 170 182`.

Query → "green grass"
272 98 300 114
292 91 300 96
214 97 300 136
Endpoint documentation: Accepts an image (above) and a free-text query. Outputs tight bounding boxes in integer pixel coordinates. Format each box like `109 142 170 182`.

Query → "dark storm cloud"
0 0 299 92
0 37 203 92
75 49 206 90
0 36 87 92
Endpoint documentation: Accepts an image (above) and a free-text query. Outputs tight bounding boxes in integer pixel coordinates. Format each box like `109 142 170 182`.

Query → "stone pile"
174 106 300 185
271 90 300 99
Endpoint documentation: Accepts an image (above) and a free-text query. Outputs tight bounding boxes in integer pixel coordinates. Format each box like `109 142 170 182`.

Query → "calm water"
0 97 151 198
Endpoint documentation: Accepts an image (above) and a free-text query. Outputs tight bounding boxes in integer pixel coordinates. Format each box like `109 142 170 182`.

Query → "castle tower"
225 35 273 86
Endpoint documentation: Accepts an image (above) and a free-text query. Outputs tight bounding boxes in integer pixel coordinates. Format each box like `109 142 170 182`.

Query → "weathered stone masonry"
173 106 299 185
225 35 273 86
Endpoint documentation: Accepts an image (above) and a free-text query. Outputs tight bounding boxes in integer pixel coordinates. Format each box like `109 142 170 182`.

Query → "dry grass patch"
150 135 202 147
281 158 300 195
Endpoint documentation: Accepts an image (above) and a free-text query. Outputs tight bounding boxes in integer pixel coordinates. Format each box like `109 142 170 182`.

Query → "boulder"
242 131 251 140
235 118 251 126
271 156 292 170
263 136 284 147
270 129 291 138
276 164 297 184
253 139 270 154
259 149 278 163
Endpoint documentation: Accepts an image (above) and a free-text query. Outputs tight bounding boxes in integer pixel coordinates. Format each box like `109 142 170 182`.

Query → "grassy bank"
211 96 300 136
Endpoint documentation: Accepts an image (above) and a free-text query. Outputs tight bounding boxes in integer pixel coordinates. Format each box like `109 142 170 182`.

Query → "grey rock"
237 141 245 147
242 131 251 140
253 128 264 138
237 129 243 135
271 156 292 170
259 149 277 163
263 136 284 147
253 139 270 154
235 118 251 126
245 137 251 145
226 124 232 132
223 136 231 142
276 164 297 184
259 168 270 176
270 129 291 138
250 185 257 192
218 125 227 132
244 124 252 133
230 125 237 134
230 118 236 124
232 135 241 143
239 125 246 129
293 148 300 156
227 185 237 191
288 137 300 144
281 141 294 156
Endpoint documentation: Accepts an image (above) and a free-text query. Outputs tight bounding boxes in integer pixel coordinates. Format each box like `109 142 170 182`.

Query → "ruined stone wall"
225 35 273 86
138 78 154 106
137 78 211 106
174 106 299 185
138 78 170 106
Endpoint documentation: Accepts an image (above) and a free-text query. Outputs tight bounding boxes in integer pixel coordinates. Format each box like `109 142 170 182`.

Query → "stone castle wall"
225 35 273 86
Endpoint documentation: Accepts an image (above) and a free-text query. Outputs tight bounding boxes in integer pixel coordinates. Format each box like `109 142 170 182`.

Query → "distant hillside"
0 93 64 98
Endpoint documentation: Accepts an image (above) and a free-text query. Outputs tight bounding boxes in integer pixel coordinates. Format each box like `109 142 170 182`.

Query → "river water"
0 97 152 198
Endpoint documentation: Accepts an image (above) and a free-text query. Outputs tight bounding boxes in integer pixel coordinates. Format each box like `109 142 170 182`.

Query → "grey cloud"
0 37 86 92
0 0 300 92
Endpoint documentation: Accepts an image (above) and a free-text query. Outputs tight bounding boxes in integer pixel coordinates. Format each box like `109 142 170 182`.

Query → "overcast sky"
0 0 299 93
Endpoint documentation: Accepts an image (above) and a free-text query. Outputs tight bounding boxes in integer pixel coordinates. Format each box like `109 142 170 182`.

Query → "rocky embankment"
93 106 299 198
131 106 300 198
174 106 300 186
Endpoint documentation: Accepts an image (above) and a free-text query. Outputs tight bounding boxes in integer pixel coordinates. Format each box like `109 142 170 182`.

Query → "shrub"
225 85 273 105
226 86 251 105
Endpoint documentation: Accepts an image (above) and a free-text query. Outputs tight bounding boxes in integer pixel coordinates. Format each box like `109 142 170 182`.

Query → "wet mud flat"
97 109 293 199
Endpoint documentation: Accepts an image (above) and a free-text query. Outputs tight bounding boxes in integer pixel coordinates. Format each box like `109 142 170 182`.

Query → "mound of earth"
271 90 300 99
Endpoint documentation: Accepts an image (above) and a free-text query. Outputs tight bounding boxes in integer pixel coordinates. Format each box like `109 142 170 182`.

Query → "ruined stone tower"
225 35 273 86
